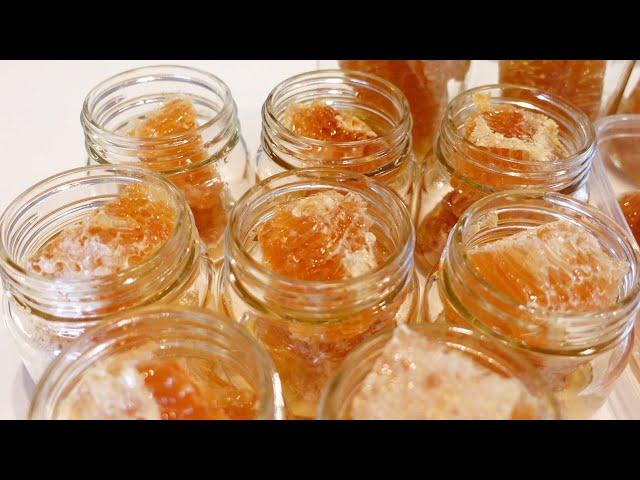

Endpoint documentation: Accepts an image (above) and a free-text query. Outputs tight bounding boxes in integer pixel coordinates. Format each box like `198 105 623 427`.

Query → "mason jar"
318 323 561 420
218 168 420 418
423 190 640 419
0 165 215 381
29 306 284 420
415 84 595 277
257 69 417 216
81 65 252 261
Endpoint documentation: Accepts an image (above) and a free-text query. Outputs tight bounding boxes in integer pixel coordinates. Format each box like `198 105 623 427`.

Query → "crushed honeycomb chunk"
619 191 640 244
463 220 629 348
340 60 470 161
499 60 606 120
128 97 228 250
28 184 175 279
464 95 568 162
57 345 258 420
469 220 628 314
281 100 389 173
57 347 160 420
257 191 385 281
350 326 539 419
284 100 378 142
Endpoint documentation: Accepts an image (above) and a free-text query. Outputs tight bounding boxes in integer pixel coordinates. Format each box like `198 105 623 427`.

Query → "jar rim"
441 83 596 171
29 306 284 420
443 190 640 353
318 323 562 419
227 167 414 292
0 164 192 291
262 69 412 152
81 64 236 145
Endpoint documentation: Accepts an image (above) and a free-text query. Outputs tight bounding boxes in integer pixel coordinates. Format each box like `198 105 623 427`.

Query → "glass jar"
218 168 420 419
81 65 252 262
423 190 640 419
318 323 561 420
464 60 636 120
0 165 215 381
29 306 284 420
594 113 640 419
415 84 595 277
324 60 471 163
257 69 417 215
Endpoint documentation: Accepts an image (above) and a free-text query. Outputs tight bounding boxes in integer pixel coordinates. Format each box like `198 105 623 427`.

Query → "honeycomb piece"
619 190 640 244
57 346 257 420
466 220 629 347
464 97 568 164
257 191 385 282
284 100 377 142
128 97 228 250
28 184 175 279
499 60 606 120
137 357 257 420
340 60 470 161
350 326 540 420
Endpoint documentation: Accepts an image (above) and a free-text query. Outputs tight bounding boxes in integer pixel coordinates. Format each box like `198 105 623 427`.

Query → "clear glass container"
318 323 561 420
0 166 215 381
218 168 420 419
594 113 640 419
318 60 471 163
423 190 640 419
466 60 636 119
415 84 595 277
29 306 284 420
81 65 252 262
256 69 417 215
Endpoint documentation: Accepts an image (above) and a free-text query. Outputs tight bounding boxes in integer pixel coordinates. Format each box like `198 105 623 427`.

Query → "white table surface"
0 60 621 419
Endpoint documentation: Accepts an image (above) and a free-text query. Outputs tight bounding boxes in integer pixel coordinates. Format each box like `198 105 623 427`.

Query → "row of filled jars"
0 63 639 420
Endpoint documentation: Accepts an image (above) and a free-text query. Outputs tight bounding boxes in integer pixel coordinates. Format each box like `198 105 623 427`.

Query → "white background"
0 60 625 419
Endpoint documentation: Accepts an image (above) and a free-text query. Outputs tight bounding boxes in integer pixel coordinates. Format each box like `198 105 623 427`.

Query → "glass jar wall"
0 166 214 381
